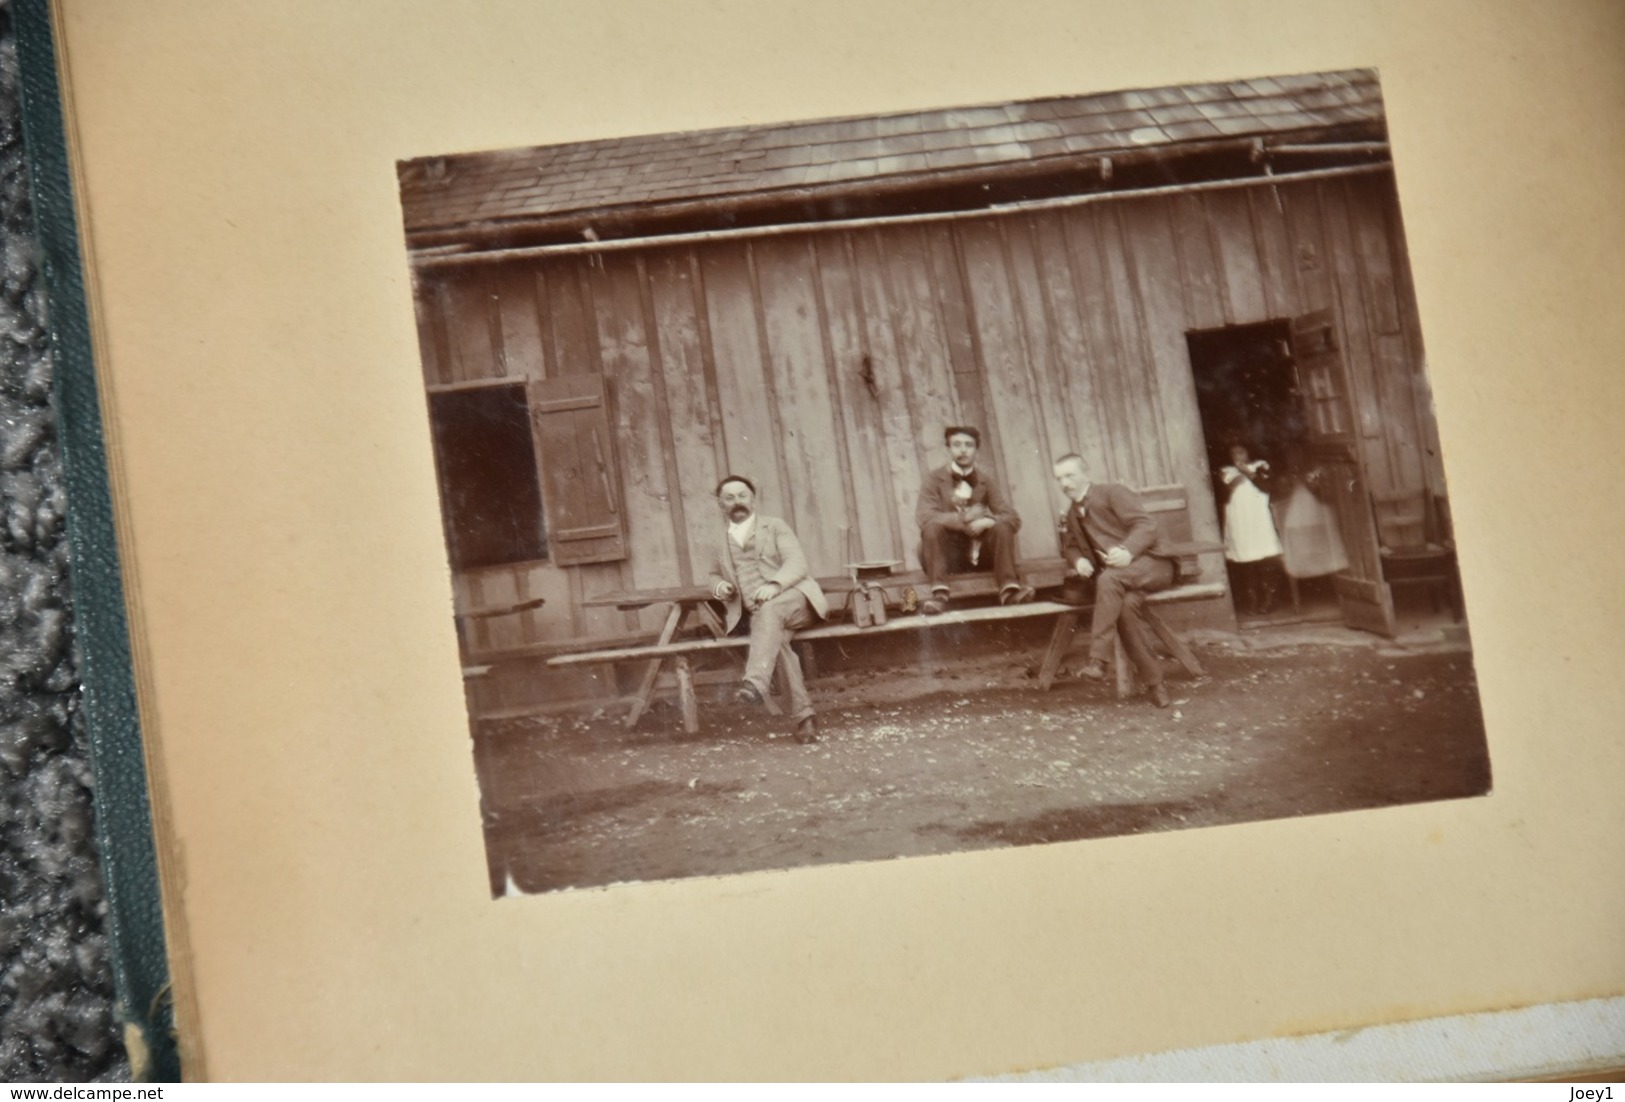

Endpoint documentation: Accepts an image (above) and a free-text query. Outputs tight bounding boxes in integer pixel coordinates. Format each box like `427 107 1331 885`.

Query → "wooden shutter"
1291 309 1355 443
1291 309 1395 637
528 374 628 566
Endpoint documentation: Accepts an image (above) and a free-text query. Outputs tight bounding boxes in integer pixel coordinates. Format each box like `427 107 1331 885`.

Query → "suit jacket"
706 514 829 632
915 464 1021 532
1060 482 1176 568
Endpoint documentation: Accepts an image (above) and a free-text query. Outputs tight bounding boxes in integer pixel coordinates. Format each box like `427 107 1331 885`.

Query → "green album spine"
13 0 180 1082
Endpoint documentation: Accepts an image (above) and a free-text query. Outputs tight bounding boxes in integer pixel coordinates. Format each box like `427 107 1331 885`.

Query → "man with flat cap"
707 475 827 744
1052 452 1180 708
915 425 1034 615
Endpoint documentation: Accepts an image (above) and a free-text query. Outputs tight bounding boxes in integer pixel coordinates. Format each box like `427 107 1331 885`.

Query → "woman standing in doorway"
1219 443 1286 616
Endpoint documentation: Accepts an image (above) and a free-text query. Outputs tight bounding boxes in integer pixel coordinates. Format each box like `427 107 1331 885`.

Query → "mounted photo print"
396 68 1489 895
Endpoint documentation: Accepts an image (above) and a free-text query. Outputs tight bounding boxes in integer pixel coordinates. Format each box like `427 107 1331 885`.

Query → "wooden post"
674 657 698 734
795 641 819 682
1143 607 1205 677
1036 609 1082 691
693 601 728 638
1112 633 1138 699
624 602 685 729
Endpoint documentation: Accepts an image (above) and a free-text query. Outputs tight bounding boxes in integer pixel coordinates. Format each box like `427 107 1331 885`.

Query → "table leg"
1036 610 1082 691
1113 633 1137 699
767 644 807 718
796 641 819 682
697 598 784 715
624 603 685 730
1144 607 1205 677
675 656 699 734
693 601 728 638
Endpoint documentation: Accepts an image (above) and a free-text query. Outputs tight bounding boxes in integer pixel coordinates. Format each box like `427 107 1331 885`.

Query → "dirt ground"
473 619 1490 895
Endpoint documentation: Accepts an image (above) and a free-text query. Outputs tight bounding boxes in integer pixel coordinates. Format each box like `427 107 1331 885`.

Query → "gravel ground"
474 622 1489 895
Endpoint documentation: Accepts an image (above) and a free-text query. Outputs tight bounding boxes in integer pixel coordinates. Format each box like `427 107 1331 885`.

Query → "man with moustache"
914 425 1034 615
1052 453 1180 708
707 475 828 744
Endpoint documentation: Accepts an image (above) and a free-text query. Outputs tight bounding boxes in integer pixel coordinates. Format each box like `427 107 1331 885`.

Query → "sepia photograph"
396 68 1490 896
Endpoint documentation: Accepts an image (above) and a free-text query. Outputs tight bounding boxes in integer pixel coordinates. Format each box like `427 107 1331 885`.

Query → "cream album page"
51 0 1625 1080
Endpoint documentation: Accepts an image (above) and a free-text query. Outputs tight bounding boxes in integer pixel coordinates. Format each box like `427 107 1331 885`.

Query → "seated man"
915 425 1034 615
1052 453 1180 709
707 475 828 744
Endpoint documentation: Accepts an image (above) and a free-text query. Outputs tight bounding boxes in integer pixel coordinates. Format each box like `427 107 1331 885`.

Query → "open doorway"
1186 320 1341 626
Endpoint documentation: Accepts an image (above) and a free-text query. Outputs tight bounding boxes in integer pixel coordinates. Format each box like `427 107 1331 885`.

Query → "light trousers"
740 588 817 720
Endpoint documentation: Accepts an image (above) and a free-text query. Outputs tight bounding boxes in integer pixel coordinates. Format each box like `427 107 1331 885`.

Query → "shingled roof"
399 69 1382 238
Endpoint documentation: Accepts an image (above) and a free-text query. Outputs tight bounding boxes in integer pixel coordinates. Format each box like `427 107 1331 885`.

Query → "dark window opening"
429 383 548 569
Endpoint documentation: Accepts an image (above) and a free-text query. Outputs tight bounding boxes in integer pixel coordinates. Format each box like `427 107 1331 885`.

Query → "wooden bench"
455 595 548 717
545 591 1073 732
548 578 1225 728
1372 489 1462 621
544 485 1226 729
1033 581 1227 698
808 577 1226 702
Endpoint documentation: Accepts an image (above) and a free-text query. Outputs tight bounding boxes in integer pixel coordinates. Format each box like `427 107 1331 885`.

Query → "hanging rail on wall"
411 161 1394 271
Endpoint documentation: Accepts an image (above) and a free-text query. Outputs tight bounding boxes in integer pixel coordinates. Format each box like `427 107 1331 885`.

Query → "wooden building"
399 69 1449 716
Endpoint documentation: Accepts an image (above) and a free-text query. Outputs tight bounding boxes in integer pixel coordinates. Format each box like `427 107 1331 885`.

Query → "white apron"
1277 482 1350 578
1222 465 1284 563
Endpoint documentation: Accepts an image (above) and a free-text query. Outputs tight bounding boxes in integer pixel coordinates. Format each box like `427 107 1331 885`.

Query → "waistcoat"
730 533 770 597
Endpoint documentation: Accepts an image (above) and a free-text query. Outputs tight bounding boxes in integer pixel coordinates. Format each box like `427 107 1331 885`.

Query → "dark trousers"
1089 556 1176 685
920 519 1020 591
1227 556 1283 614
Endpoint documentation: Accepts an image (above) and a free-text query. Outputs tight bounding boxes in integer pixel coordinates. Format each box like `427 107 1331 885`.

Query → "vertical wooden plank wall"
415 169 1436 649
